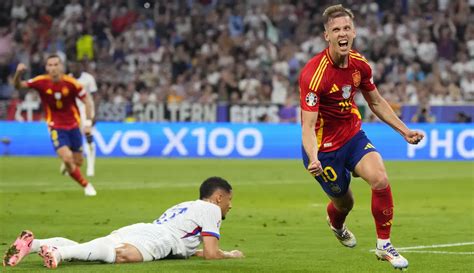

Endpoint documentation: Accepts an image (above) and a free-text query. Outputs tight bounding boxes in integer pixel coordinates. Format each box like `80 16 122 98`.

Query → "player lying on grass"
3 177 244 268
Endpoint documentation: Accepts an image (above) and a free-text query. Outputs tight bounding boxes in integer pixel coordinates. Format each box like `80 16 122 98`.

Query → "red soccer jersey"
299 48 376 152
26 75 85 129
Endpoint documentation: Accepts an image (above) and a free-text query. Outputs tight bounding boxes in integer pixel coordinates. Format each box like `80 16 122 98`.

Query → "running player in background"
299 4 424 270
13 55 97 196
3 177 244 268
67 61 98 177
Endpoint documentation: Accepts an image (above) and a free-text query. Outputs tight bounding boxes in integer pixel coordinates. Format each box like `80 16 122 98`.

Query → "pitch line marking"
397 250 473 255
370 242 474 255
396 242 474 251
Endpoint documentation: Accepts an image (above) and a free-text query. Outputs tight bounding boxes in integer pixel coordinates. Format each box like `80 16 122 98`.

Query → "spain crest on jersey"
352 70 361 87
305 92 318 106
61 86 69 96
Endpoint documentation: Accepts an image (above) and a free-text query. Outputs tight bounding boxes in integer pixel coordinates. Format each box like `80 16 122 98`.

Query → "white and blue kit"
107 200 222 261
73 71 98 124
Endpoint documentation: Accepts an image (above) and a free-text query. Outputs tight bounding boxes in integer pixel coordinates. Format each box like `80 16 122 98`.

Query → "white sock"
31 238 78 253
377 238 391 249
57 237 116 263
86 142 95 176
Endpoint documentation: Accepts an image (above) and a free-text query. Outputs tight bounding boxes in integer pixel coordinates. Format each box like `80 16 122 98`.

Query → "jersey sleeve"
26 76 44 90
200 205 221 239
299 65 321 112
88 74 98 93
359 61 376 92
76 84 86 99
66 76 85 99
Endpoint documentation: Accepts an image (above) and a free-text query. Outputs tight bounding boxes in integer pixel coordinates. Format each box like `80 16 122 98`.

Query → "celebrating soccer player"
299 4 424 270
13 55 97 196
3 177 244 268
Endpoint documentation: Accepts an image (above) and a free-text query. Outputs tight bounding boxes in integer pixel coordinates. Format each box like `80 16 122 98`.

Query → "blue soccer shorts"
49 127 83 152
302 130 377 197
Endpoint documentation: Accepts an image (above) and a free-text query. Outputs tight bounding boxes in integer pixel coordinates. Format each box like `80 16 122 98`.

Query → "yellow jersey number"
56 100 63 109
320 166 338 182
338 99 352 112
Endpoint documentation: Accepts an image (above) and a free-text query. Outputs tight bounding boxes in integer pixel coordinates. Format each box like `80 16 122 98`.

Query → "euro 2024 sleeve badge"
305 92 318 107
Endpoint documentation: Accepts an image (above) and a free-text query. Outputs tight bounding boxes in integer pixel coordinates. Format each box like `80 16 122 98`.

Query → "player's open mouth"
338 40 349 50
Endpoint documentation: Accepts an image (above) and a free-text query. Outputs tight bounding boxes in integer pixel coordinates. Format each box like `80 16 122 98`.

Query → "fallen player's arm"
199 236 244 259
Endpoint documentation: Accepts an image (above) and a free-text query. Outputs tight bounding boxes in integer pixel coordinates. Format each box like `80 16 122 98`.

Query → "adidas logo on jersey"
329 84 339 94
364 143 375 150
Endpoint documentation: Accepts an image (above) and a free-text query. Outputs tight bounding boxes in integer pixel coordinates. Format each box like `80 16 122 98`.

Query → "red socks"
69 167 88 187
371 185 394 239
327 202 348 229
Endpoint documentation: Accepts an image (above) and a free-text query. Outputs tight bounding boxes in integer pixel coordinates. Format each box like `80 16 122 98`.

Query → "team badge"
54 92 62 100
342 85 351 99
305 92 318 106
352 70 361 87
330 184 341 194
61 86 69 96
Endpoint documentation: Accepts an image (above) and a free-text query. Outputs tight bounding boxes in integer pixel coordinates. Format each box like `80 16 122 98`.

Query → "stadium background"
0 0 473 272
0 0 472 160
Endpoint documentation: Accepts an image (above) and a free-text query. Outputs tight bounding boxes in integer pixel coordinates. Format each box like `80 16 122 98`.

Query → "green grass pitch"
0 157 473 272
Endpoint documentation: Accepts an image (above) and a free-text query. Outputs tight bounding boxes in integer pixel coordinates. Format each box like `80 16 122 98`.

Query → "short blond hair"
323 4 354 29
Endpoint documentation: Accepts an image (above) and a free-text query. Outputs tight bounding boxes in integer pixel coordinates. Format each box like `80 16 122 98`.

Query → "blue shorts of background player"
302 130 377 197
49 128 83 152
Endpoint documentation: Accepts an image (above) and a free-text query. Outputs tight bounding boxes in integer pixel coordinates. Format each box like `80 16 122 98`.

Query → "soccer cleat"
375 242 409 270
84 183 97 196
3 230 34 267
39 245 60 269
326 216 357 248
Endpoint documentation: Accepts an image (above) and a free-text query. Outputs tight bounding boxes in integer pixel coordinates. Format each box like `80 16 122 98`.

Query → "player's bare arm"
201 236 244 259
13 63 29 90
301 110 323 176
80 92 94 136
362 88 424 144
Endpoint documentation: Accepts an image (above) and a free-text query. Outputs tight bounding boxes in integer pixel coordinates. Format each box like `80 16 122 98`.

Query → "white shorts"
109 223 175 262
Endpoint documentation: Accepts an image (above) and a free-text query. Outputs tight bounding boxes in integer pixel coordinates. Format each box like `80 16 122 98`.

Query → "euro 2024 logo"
305 92 318 107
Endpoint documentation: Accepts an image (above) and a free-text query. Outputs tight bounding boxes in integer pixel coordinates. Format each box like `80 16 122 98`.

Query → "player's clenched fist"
404 130 424 145
16 63 27 74
307 160 323 176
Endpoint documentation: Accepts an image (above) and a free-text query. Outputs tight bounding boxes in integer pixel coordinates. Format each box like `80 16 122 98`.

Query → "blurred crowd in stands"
0 0 473 122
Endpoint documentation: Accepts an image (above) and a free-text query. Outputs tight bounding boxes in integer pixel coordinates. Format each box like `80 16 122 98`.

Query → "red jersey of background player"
299 48 376 152
26 75 85 129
